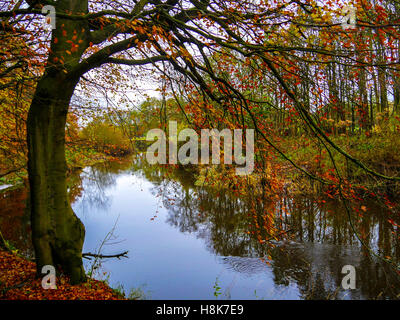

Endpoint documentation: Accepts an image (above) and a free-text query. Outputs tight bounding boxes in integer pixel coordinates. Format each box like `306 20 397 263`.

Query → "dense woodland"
0 0 400 298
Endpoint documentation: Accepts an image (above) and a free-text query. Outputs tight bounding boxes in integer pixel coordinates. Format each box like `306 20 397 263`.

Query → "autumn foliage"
0 250 125 300
1 0 400 293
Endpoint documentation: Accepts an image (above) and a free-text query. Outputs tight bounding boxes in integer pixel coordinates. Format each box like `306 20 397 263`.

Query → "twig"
82 251 128 260
0 278 32 297
0 165 25 179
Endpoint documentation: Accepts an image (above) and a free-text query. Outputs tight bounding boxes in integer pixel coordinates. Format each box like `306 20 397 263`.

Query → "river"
1 155 400 299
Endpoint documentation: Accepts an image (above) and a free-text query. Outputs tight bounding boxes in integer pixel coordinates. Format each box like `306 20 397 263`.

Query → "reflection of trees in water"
73 159 133 213
0 158 135 255
138 164 270 257
269 242 400 299
4 155 400 299
164 186 202 234
277 196 400 263
152 176 262 257
0 187 32 257
75 167 113 212
142 164 400 299
271 243 359 299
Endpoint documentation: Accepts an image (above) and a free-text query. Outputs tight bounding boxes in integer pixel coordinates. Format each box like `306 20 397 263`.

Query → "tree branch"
104 55 169 66
82 251 129 260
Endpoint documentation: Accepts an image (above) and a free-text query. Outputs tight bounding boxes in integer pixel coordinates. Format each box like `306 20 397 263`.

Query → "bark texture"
27 73 86 284
27 0 89 284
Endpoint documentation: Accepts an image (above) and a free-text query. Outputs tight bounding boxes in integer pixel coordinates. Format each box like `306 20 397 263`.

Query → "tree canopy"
1 0 400 283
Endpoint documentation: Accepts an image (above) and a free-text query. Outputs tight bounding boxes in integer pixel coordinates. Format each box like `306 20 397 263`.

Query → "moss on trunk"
25 0 91 285
27 72 86 284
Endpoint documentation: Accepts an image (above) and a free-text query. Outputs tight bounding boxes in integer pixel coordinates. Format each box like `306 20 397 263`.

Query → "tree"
1 0 233 284
1 0 400 284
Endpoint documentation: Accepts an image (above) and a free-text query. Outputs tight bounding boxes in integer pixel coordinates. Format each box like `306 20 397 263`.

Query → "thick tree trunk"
24 0 90 285
27 72 86 284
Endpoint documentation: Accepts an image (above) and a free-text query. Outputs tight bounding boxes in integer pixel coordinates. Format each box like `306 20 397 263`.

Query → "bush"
80 120 131 156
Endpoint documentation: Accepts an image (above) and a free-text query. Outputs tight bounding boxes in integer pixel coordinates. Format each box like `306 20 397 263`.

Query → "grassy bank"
0 142 131 190
274 132 400 197
187 131 400 203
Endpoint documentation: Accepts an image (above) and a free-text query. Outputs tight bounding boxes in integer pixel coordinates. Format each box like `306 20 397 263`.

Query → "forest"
1 0 400 301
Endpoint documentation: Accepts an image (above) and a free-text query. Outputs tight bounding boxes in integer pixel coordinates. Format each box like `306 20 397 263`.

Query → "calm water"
1 156 400 299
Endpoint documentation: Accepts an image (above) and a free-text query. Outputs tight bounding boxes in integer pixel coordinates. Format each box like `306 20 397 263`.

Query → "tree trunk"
27 71 86 284
24 0 90 285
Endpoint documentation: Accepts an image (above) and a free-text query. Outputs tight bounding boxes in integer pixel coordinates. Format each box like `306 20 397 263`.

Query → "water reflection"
0 186 32 258
134 159 400 299
1 156 400 299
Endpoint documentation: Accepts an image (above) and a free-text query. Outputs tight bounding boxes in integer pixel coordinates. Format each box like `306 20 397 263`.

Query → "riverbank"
1 153 400 299
0 249 126 300
276 133 400 199
0 143 130 192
